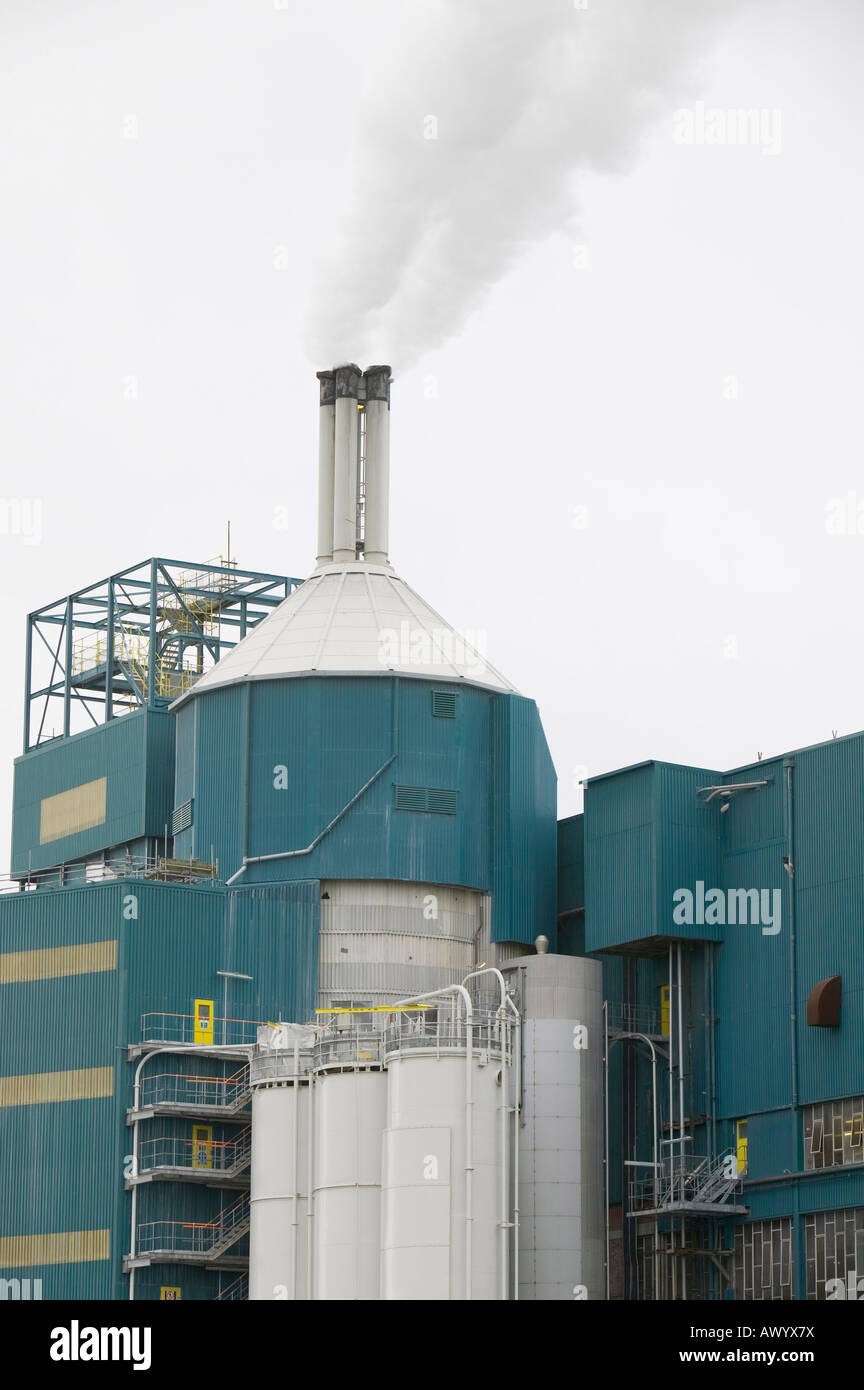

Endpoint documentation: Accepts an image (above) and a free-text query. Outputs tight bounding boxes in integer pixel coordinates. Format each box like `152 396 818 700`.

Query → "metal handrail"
138 1128 251 1174
0 856 218 894
140 1012 263 1045
136 1193 250 1257
215 1273 248 1301
137 1066 251 1111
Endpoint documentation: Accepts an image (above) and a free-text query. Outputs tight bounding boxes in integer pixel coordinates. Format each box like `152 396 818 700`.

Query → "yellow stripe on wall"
39 776 107 844
0 1066 114 1109
0 939 117 985
0 1229 110 1269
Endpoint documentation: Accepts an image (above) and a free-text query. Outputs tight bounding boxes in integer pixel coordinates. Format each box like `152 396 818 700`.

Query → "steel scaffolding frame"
23 556 301 750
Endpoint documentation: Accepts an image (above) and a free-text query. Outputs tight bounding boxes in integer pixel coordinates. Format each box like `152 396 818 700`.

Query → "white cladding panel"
249 1080 310 1300
381 1049 503 1301
318 880 481 1007
313 1069 387 1300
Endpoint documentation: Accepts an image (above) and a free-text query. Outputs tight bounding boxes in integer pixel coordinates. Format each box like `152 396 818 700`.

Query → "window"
804 1098 864 1171
804 1206 864 1299
733 1219 793 1301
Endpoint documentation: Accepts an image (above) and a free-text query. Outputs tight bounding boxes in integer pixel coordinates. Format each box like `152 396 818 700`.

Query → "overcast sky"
2 0 863 875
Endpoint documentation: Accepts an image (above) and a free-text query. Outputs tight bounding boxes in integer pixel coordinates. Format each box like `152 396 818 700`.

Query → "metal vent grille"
394 785 458 815
171 799 193 835
431 690 457 719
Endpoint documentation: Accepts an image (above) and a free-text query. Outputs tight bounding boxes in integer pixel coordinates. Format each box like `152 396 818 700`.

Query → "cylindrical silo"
318 880 482 1012
381 992 512 1300
249 1025 315 1301
501 951 605 1300
312 1025 387 1300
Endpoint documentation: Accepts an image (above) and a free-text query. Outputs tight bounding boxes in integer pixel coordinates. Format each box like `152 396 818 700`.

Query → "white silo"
311 1022 388 1300
501 948 605 1300
249 1024 315 1300
380 975 517 1301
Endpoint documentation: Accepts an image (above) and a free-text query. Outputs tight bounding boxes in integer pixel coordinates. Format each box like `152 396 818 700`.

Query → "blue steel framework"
24 558 300 751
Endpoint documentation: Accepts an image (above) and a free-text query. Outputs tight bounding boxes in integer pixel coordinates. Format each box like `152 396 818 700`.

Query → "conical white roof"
174 561 517 703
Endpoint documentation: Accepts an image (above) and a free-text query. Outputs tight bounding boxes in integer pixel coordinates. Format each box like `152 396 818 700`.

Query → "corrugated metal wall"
0 875 318 1299
175 676 556 947
11 710 175 876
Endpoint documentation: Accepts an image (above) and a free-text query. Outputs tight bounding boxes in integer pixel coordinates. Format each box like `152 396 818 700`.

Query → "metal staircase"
126 1193 250 1272
629 1150 747 1217
128 1126 251 1190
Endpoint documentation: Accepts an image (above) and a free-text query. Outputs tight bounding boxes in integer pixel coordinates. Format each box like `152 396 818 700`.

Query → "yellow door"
194 999 214 1045
660 985 670 1038
192 1124 213 1169
736 1119 748 1176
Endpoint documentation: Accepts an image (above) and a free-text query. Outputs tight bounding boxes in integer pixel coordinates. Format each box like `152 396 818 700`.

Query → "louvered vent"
394 785 458 815
171 799 193 835
431 690 457 719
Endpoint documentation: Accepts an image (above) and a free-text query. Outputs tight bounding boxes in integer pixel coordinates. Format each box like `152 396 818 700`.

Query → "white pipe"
678 941 686 1302
316 372 335 566
332 364 361 562
512 1007 520 1300
291 1044 300 1301
603 1000 609 1301
307 1058 315 1300
128 1046 174 1301
362 366 391 564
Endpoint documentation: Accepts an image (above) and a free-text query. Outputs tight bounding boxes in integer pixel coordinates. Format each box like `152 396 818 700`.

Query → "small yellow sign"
194 999 214 1045
160 1286 181 1301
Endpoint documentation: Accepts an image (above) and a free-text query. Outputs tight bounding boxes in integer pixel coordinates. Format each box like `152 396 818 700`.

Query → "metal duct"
316 371 336 566
362 365 392 565
332 363 363 563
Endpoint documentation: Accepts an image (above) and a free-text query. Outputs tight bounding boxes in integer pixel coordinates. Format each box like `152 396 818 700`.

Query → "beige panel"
0 939 117 985
39 777 107 845
0 1229 110 1268
0 1066 114 1109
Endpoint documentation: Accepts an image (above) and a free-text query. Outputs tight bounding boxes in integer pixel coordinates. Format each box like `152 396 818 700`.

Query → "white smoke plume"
306 0 746 370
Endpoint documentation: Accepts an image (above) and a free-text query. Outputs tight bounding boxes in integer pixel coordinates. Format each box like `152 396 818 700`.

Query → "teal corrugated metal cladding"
11 710 175 876
173 676 557 947
0 877 317 1299
584 761 722 952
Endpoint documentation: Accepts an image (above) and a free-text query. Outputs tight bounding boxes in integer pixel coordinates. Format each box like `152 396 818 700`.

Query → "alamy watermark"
378 621 488 676
674 102 782 157
0 498 42 546
673 881 782 936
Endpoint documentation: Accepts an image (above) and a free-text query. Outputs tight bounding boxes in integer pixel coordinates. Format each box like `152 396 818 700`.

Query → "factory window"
431 690 458 719
733 1219 793 1301
804 1207 864 1299
172 799 193 835
394 785 458 815
804 1097 864 1171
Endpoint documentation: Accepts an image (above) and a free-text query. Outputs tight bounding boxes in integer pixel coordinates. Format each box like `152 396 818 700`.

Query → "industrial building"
0 364 861 1300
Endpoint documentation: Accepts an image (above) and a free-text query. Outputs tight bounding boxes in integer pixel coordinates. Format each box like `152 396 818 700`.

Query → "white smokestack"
362 365 392 566
332 363 362 563
315 370 336 566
